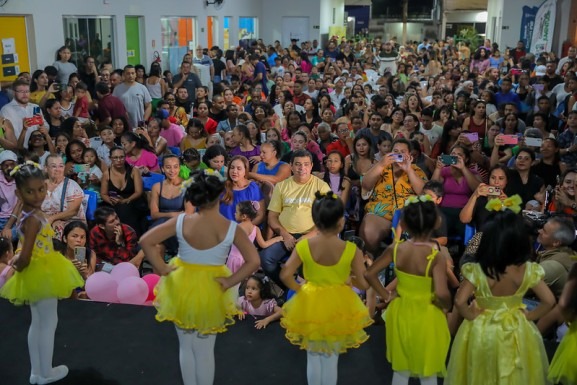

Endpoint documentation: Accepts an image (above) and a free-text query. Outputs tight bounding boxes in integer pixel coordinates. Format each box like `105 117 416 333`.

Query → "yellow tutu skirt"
281 283 373 354
153 258 241 334
549 322 577 385
0 251 84 305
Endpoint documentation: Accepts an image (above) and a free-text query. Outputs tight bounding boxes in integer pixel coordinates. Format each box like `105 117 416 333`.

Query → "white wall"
261 0 321 45
0 0 263 70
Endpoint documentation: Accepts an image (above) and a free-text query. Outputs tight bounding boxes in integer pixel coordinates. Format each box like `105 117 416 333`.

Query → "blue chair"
168 146 181 156
83 190 98 221
464 224 476 245
142 173 165 191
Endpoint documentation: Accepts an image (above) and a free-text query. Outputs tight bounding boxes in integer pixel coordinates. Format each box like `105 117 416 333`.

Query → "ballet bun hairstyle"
312 190 344 231
11 161 46 189
183 170 225 208
400 195 439 238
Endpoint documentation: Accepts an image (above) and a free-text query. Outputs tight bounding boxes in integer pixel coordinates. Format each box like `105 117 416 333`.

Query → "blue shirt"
558 129 577 167
495 91 521 110
219 182 263 221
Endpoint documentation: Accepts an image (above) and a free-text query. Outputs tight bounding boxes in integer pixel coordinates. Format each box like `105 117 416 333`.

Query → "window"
161 17 197 74
223 17 232 50
238 17 258 43
63 16 115 68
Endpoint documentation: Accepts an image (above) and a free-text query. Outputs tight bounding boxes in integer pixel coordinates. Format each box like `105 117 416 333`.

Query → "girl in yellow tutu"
365 194 452 385
446 195 556 385
0 161 84 385
139 169 260 385
549 262 577 385
280 191 372 385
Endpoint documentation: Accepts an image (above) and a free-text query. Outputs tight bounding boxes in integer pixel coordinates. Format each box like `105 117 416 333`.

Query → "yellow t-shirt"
268 175 331 234
29 90 54 105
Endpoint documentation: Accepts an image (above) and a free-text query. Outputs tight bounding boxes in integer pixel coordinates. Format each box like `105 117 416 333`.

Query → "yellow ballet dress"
549 321 577 385
0 217 84 305
384 241 450 377
153 214 241 334
280 239 373 354
446 262 550 385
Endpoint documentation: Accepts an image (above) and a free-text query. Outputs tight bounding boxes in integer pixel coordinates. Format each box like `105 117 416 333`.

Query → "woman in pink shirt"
431 144 482 239
121 132 160 174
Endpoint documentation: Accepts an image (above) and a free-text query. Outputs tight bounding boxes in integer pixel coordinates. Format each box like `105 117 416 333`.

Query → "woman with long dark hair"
121 131 160 174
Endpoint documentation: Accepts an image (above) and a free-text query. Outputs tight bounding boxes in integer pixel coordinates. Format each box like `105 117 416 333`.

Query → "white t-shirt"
420 124 444 147
112 82 152 128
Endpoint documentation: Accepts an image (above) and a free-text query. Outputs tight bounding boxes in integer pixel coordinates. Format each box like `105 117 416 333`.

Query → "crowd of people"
0 35 576 384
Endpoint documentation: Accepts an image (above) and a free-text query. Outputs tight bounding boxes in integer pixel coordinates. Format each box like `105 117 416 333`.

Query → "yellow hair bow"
485 194 522 214
9 161 41 176
180 168 226 193
404 194 433 207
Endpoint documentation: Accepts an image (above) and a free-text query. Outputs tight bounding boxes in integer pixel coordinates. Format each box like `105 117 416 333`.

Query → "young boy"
95 126 116 166
73 81 90 123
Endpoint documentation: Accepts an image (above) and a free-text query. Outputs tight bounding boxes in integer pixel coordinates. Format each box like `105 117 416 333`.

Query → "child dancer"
227 200 283 274
548 263 577 384
365 194 452 385
140 169 260 385
280 191 372 385
237 273 283 329
0 236 14 288
446 195 555 385
0 161 84 384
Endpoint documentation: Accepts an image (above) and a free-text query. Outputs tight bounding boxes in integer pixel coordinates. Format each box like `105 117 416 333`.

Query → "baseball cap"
535 65 546 77
0 150 18 164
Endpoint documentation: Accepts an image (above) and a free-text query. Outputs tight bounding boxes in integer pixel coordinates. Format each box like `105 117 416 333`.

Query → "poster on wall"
529 0 557 53
520 5 539 48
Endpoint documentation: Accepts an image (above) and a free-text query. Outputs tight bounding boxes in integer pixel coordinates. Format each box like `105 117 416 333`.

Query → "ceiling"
444 0 488 11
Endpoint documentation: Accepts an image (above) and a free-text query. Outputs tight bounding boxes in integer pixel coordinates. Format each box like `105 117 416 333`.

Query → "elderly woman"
101 146 148 236
42 154 86 239
360 138 428 255
220 155 265 225
249 140 291 185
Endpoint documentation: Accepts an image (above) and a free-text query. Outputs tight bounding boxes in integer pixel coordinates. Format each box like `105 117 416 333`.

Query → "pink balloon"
117 277 148 305
142 274 160 301
85 272 119 303
110 262 139 284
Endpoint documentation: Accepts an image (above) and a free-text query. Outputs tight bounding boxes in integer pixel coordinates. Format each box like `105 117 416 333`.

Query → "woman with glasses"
101 146 147 236
42 154 87 239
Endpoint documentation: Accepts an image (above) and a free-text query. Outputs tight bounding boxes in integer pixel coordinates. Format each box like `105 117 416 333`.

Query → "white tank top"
176 213 236 265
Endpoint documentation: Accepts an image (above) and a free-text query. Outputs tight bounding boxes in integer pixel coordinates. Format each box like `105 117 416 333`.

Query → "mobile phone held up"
487 186 501 196
501 135 519 145
440 154 458 166
74 246 86 263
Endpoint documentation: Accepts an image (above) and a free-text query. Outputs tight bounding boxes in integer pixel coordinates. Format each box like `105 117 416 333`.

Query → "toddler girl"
237 274 283 329
82 147 103 200
0 161 84 384
227 200 282 274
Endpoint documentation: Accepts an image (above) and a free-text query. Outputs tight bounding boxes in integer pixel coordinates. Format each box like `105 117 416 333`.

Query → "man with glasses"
0 79 48 149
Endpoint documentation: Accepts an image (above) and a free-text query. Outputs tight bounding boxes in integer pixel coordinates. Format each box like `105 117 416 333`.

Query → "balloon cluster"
85 263 160 305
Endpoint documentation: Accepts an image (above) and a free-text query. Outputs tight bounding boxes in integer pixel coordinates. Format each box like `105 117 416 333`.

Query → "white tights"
28 298 58 378
392 371 438 385
175 326 217 385
306 351 339 385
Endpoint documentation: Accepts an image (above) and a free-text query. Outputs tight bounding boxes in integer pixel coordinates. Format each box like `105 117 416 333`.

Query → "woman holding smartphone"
61 221 96 280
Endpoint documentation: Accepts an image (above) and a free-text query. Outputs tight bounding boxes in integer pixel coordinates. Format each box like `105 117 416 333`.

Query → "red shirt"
98 94 128 123
204 118 218 135
326 140 351 158
89 224 140 265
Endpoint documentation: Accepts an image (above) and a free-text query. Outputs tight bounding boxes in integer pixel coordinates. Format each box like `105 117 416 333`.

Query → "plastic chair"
464 224 476 245
83 190 98 221
168 146 181 156
142 173 165 191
